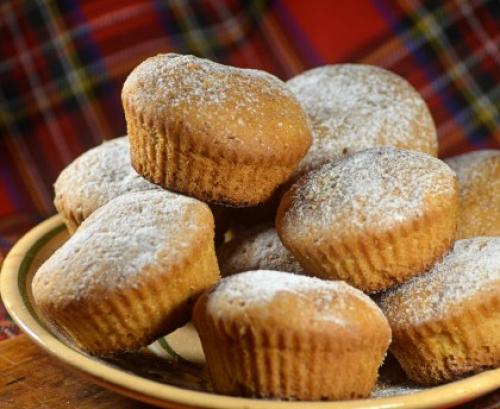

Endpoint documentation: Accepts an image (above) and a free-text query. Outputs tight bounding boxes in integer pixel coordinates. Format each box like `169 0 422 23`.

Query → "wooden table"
1 334 499 409
0 334 155 409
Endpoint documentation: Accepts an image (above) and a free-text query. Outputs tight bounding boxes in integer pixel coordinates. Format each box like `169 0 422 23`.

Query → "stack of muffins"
32 54 500 401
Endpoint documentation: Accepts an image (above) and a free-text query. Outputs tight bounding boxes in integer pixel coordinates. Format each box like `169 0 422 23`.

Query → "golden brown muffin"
445 150 500 239
32 190 220 355
193 270 391 400
287 64 437 176
277 147 457 293
217 224 305 276
379 237 500 384
54 136 158 233
122 53 312 207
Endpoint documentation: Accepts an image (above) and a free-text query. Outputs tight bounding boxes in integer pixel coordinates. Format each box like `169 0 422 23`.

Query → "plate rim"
1 214 499 409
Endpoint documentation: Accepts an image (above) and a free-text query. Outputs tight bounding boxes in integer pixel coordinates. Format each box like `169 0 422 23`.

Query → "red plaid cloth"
1 0 498 229
0 2 499 405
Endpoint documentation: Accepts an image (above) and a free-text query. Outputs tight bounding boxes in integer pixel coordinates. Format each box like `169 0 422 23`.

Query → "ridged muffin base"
194 315 385 400
126 114 294 207
390 294 500 384
278 204 457 293
38 237 219 356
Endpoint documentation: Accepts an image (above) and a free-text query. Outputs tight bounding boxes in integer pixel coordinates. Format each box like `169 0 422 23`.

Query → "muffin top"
445 150 500 239
287 64 437 174
33 190 213 305
278 147 456 240
202 270 390 343
54 137 157 221
122 53 311 165
217 224 305 276
379 237 500 329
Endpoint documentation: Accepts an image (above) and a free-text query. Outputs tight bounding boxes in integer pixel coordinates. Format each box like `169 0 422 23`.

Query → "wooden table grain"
0 334 155 409
1 335 499 409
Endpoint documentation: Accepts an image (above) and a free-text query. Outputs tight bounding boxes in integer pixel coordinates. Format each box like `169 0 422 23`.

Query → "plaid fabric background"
0 2 499 406
1 0 499 235
1 1 499 296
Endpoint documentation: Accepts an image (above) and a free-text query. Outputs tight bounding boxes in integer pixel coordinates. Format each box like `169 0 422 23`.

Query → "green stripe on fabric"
170 0 215 58
42 1 110 141
409 1 498 133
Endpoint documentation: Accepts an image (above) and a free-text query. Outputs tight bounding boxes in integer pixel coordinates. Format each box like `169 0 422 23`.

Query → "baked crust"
122 53 312 206
217 224 305 276
33 190 220 355
193 271 391 400
380 238 500 384
53 136 157 233
287 64 437 176
445 150 500 239
276 147 458 293
387 293 500 384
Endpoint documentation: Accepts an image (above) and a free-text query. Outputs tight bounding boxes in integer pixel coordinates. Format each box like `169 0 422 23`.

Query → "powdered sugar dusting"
54 136 158 220
380 237 500 328
217 224 305 276
281 147 456 237
445 150 500 237
33 190 210 302
126 53 288 105
122 53 302 143
445 150 499 195
206 270 383 325
287 64 437 174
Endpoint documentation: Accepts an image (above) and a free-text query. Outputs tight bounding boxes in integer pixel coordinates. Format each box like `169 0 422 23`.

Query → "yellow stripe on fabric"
40 1 112 143
401 0 498 133
363 0 466 69
169 0 268 59
457 1 500 66
169 0 215 58
1 35 170 127
3 2 73 165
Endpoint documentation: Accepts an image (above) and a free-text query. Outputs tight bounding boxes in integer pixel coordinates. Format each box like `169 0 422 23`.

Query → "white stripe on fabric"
419 34 500 98
378 0 480 68
438 84 500 138
3 2 73 164
0 3 153 73
457 0 500 66
409 0 498 129
36 0 104 144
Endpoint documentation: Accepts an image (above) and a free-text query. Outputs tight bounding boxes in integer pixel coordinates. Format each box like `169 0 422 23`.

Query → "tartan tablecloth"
0 1 499 406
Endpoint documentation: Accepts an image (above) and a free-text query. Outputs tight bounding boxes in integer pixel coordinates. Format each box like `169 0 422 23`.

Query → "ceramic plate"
1 215 499 408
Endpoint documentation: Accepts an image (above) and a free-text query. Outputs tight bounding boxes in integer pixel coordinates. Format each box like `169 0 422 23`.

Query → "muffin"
122 53 312 206
276 147 457 293
32 190 220 355
379 237 500 384
217 224 305 276
193 270 391 400
287 64 437 175
54 136 157 233
445 150 500 239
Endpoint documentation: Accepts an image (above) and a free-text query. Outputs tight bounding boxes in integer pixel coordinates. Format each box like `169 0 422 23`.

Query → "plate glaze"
1 215 499 409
